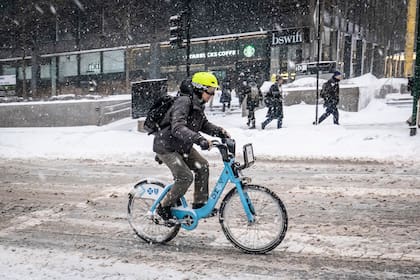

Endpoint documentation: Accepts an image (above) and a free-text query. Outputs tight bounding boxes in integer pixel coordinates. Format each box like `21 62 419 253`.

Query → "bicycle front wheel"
127 180 180 244
219 184 288 254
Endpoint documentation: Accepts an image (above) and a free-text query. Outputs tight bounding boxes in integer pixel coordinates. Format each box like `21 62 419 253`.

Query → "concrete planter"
283 86 363 112
0 98 131 127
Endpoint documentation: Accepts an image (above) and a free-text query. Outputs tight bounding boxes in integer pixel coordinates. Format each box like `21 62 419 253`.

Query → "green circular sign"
243 45 255 58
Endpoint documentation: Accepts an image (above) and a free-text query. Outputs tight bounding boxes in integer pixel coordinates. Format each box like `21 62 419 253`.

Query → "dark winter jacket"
246 82 261 110
153 94 224 155
408 77 414 96
264 83 283 118
265 83 283 108
220 88 232 103
321 78 340 107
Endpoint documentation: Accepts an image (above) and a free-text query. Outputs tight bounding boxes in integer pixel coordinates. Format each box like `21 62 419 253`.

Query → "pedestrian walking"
315 71 343 125
237 72 248 106
407 76 415 125
262 75 284 129
220 78 232 112
246 80 262 129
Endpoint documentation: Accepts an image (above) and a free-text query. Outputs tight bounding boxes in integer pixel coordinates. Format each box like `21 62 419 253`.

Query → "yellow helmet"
191 72 219 90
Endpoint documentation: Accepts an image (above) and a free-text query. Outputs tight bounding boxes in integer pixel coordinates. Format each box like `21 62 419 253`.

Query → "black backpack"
144 95 175 135
144 95 193 135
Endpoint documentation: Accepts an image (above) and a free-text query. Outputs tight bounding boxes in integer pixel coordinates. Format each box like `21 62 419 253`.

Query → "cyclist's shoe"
156 204 176 227
192 202 218 217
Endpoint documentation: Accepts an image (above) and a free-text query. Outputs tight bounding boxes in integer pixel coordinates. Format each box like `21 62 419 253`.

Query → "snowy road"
1 157 420 279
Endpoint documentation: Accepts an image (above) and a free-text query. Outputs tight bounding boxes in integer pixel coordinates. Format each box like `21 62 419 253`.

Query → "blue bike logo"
147 188 160 195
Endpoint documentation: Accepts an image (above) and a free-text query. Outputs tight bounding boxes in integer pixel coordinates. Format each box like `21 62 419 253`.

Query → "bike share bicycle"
127 139 288 254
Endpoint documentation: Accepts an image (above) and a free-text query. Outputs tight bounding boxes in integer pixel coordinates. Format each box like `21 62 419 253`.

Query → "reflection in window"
80 52 101 75
18 66 32 80
2 65 15 75
59 55 77 78
103 50 124 73
40 63 51 79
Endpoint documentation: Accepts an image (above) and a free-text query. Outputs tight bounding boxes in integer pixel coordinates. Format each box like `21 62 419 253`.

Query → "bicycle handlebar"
210 139 222 148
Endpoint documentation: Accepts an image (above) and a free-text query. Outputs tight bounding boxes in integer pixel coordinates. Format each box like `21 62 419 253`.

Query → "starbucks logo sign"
243 45 255 58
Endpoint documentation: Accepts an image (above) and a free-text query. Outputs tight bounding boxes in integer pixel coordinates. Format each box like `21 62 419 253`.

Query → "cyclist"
153 72 231 225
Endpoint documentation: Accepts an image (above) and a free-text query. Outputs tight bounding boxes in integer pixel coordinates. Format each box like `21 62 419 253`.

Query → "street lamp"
314 0 323 125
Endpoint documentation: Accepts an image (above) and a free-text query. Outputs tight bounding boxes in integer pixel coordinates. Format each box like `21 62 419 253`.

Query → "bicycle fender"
129 179 166 199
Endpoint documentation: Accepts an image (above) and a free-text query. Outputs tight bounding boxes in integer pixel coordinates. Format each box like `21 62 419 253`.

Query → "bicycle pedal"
152 214 177 227
163 219 177 227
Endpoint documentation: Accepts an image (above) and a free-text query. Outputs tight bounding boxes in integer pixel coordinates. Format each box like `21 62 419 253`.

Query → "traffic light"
169 14 185 48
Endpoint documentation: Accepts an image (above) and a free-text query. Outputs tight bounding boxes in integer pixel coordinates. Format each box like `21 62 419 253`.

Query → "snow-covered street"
1 157 419 279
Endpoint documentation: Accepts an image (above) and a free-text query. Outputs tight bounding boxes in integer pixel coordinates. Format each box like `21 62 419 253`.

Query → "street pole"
405 0 417 77
410 0 420 136
314 0 322 125
185 0 191 77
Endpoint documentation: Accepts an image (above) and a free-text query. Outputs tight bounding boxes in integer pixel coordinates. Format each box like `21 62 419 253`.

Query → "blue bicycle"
127 139 288 254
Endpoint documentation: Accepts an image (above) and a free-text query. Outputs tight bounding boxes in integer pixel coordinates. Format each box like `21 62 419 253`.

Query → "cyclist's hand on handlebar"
218 128 231 139
198 137 211 150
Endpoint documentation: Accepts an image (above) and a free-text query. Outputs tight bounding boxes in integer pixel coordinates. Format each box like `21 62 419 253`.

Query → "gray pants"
157 148 209 207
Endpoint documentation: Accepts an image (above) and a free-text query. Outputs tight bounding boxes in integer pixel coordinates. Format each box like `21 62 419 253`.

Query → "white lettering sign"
272 30 305 46
0 75 16 86
88 63 100 73
295 64 307 72
189 50 238 59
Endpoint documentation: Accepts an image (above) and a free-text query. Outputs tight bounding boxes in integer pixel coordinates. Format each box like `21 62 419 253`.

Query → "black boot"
157 204 176 227
261 120 267 130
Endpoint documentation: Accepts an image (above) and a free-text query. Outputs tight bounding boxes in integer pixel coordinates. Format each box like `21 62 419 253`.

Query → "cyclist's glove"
197 137 210 150
216 128 231 139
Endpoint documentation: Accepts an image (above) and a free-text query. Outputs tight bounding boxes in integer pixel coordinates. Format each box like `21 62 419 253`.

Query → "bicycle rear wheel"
127 180 180 244
219 184 288 254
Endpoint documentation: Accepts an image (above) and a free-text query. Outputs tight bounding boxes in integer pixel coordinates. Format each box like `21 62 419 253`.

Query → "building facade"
0 0 407 98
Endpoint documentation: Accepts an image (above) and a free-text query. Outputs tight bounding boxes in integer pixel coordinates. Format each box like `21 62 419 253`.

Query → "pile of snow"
0 97 419 162
48 94 103 101
285 77 328 89
1 73 418 162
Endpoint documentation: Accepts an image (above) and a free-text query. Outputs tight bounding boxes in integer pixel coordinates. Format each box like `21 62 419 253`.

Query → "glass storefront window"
17 66 32 80
80 52 100 75
103 50 124 73
40 63 51 79
59 55 77 78
2 65 16 75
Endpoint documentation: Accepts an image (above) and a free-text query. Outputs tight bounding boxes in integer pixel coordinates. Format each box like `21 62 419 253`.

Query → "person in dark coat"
246 80 262 129
153 72 230 224
316 71 343 125
262 75 284 129
219 79 232 112
407 76 414 125
237 72 248 105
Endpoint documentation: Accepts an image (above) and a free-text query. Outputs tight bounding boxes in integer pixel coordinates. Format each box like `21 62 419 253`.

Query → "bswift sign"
271 28 309 46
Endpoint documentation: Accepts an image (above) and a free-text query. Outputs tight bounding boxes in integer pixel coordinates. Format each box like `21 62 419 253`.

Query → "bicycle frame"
150 145 255 231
